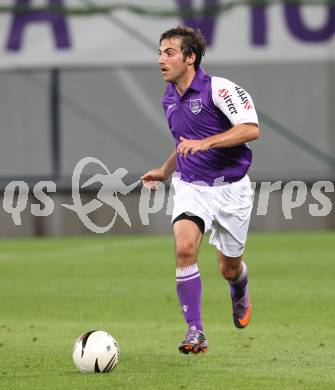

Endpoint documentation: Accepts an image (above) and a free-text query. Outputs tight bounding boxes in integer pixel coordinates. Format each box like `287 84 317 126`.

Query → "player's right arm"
140 151 176 188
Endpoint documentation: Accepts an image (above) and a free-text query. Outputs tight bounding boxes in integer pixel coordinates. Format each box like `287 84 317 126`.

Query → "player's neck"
175 67 196 95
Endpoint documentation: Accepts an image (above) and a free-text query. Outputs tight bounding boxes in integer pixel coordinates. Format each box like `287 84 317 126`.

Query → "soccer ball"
73 330 120 373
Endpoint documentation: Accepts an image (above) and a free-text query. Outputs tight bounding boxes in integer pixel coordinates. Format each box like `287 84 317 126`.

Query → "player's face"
158 38 188 83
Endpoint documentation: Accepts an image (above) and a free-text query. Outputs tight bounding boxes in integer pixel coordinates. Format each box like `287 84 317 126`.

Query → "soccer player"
141 26 259 354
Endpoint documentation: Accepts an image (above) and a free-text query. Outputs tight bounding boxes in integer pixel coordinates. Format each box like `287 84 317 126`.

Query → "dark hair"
159 26 206 68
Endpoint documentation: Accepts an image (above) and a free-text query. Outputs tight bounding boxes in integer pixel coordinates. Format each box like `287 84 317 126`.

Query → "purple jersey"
162 67 258 185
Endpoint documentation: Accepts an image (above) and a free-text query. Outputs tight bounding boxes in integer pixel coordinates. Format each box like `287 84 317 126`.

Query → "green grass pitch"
0 232 334 389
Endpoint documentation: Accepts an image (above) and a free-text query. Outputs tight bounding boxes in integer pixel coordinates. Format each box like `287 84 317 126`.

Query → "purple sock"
230 262 248 299
176 264 203 331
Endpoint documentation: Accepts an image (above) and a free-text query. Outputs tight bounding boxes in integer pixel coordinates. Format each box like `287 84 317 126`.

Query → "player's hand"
140 167 167 190
177 136 210 157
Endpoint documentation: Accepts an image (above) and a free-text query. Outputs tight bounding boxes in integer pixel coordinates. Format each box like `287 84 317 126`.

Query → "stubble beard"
170 65 188 86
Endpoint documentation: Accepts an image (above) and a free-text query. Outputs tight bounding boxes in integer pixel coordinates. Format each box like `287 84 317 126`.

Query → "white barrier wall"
0 2 334 68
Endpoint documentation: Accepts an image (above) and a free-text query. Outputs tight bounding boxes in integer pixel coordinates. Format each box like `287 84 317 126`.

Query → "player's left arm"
177 78 259 157
177 123 259 156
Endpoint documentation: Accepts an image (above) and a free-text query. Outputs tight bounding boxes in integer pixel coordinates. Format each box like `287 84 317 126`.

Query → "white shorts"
172 175 253 257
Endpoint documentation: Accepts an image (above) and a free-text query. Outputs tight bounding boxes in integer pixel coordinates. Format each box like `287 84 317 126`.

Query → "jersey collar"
188 66 207 92
169 67 207 97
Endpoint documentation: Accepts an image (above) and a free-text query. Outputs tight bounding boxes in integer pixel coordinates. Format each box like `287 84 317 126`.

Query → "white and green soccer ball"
73 330 120 373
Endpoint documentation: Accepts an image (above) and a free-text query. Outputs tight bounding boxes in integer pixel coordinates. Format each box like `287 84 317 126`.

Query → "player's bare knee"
218 254 242 280
220 267 239 281
175 242 198 267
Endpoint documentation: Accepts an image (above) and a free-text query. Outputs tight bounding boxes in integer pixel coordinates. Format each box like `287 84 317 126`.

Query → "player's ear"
187 53 196 65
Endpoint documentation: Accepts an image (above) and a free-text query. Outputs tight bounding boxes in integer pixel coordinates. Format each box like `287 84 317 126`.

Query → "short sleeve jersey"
161 67 258 185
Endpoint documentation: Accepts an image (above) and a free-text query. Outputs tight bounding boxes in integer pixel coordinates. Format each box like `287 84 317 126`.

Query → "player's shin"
176 264 203 331
229 261 248 299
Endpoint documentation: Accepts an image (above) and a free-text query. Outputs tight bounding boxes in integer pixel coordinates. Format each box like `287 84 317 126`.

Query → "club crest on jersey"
190 98 202 114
